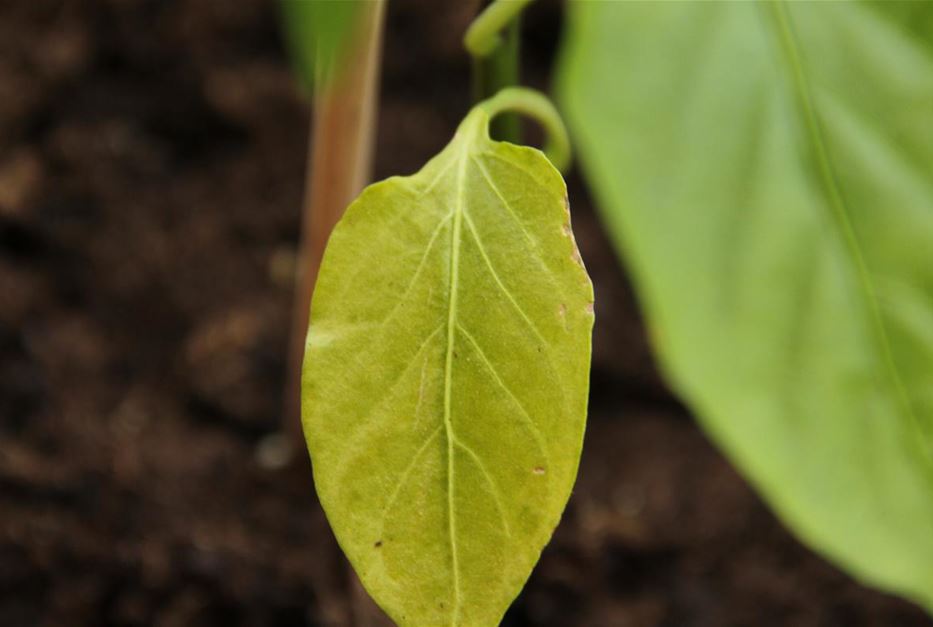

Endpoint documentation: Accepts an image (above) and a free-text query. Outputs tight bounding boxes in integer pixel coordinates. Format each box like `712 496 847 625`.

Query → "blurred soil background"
0 1 930 626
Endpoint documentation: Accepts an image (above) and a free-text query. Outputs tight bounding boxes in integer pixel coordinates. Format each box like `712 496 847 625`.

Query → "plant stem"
465 0 534 57
471 16 520 141
466 0 534 142
284 0 387 451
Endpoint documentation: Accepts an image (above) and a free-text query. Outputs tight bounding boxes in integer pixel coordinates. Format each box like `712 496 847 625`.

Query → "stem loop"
479 87 571 172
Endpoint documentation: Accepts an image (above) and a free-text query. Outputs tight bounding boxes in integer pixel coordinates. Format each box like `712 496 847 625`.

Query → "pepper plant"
286 0 933 624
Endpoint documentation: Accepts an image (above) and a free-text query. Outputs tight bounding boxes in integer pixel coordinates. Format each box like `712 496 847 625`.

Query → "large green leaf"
558 0 933 611
302 103 594 625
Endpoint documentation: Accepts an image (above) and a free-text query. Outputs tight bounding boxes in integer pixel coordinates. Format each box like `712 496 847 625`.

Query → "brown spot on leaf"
374 540 382 548
571 246 584 267
533 466 546 475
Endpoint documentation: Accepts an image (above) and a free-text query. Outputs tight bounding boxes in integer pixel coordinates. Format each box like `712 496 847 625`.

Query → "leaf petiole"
466 0 535 143
478 87 572 173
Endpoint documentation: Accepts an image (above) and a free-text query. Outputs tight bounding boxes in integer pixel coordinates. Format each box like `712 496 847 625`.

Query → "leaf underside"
302 107 594 626
559 0 933 612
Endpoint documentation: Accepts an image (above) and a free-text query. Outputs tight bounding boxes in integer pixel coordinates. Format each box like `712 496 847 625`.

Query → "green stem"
471 17 520 142
464 0 534 56
478 87 571 172
466 0 534 143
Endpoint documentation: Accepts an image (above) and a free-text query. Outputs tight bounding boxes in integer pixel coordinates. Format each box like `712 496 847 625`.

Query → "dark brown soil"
0 1 928 626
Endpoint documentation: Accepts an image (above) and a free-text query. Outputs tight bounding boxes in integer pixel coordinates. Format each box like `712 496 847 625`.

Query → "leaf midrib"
765 1 933 469
442 146 468 625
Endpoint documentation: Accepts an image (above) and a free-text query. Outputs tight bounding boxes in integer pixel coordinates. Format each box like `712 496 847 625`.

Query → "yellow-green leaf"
302 102 594 625
558 0 933 612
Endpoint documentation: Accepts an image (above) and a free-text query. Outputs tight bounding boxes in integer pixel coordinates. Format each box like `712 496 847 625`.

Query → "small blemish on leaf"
533 466 546 475
374 540 383 548
558 303 569 330
585 302 594 315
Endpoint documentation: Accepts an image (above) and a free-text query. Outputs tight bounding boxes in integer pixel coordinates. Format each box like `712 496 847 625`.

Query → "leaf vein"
379 425 444 532
456 323 550 462
442 150 467 624
453 437 512 538
335 324 444 463
377 212 453 330
471 155 541 253
462 210 548 347
480 150 551 188
767 0 933 463
423 156 459 195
